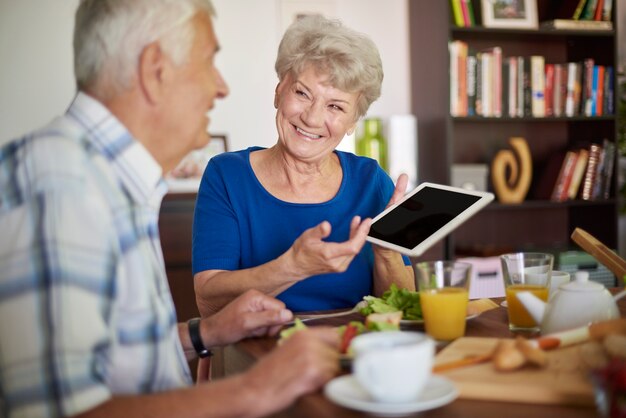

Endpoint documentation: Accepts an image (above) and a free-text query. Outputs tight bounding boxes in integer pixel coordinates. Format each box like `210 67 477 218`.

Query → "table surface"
224 296 626 418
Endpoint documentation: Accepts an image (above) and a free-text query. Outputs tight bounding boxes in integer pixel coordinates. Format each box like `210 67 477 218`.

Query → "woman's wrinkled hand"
285 216 372 280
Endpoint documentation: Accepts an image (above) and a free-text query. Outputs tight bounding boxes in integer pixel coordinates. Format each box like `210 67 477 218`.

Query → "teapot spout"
515 291 546 324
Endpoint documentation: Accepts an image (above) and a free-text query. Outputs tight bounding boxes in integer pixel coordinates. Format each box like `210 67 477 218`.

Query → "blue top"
192 146 409 311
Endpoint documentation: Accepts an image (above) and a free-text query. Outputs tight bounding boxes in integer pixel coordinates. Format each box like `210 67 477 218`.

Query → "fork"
286 300 368 325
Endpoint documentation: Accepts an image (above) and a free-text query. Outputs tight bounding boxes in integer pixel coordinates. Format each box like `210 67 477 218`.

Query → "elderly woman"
192 15 413 315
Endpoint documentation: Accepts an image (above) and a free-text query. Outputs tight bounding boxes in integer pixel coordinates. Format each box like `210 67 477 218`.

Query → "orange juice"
420 287 469 341
505 284 549 330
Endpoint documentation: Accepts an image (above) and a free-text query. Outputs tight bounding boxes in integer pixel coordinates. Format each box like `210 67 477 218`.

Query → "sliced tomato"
339 323 359 354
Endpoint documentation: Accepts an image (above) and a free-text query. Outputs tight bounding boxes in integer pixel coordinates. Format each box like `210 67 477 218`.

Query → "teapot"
516 271 625 335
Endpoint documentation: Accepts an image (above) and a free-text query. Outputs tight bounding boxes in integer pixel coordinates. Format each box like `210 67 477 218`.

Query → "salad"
359 284 422 320
279 319 367 354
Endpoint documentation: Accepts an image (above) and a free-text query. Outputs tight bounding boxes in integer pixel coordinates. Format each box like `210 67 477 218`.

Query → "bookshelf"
408 0 618 263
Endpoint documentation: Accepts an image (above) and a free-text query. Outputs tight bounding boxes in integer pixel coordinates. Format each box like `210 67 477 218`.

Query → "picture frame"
480 0 538 29
166 134 228 193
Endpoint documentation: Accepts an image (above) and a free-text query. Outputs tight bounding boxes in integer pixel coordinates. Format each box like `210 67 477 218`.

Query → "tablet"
366 182 494 257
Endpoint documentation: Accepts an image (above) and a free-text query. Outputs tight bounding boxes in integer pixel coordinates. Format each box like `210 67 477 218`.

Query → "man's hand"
200 289 293 348
242 327 340 416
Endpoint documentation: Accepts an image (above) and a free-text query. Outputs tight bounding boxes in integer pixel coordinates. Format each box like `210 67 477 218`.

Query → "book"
475 52 483 116
602 0 614 21
600 139 615 199
573 61 583 116
480 51 493 117
517 57 525 118
551 151 578 202
565 62 578 117
544 63 554 117
581 0 598 20
590 65 600 116
553 64 564 117
581 143 602 200
491 47 502 118
572 0 588 19
540 19 613 30
450 0 465 27
449 41 463 116
530 56 545 117
593 0 604 21
522 57 532 117
507 56 518 118
464 0 476 26
582 58 595 116
604 66 614 114
596 65 605 115
460 0 471 26
567 148 589 199
591 139 606 199
467 54 477 116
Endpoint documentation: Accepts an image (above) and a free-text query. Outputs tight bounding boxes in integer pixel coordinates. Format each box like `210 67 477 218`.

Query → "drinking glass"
414 260 471 341
500 252 553 332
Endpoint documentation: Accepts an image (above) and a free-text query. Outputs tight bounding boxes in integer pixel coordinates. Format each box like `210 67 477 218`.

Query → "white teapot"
516 271 624 334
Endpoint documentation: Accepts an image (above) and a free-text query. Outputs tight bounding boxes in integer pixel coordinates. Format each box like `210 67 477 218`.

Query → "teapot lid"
559 271 603 292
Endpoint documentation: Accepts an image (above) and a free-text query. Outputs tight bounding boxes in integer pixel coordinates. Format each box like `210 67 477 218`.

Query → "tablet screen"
368 186 481 251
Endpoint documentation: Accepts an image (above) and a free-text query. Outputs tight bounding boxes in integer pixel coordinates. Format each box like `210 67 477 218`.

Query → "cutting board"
434 337 595 406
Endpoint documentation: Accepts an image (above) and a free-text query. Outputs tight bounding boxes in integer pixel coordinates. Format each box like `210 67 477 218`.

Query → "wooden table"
223 297 626 418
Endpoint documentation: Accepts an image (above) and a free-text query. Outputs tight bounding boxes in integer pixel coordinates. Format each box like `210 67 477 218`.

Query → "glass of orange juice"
500 252 553 332
415 261 471 342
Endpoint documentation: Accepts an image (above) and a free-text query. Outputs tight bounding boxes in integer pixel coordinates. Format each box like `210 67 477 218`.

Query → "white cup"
549 270 571 296
352 331 434 403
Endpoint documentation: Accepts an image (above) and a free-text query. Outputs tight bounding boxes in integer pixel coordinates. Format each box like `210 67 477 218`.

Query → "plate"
324 374 458 416
399 312 480 327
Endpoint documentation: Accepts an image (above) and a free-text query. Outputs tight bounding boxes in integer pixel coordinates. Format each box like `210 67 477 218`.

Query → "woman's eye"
330 104 344 112
295 90 308 98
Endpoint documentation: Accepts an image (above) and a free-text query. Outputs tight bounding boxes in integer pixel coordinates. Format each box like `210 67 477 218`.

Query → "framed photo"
480 0 538 29
166 134 228 193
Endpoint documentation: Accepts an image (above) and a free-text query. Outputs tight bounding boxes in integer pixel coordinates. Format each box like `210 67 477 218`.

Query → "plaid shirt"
0 92 192 418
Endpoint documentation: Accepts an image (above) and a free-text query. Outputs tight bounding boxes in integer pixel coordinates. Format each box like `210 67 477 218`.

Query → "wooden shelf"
409 0 619 259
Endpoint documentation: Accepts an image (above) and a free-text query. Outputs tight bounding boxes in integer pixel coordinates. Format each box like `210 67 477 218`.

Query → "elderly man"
0 1 339 417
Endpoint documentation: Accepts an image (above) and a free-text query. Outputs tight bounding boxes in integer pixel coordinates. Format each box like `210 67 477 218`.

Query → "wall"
0 0 410 152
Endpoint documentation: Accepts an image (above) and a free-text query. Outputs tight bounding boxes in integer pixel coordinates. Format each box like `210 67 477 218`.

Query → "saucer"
324 375 458 416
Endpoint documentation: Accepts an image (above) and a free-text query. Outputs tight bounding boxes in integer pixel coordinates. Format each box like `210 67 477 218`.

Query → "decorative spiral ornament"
491 137 532 204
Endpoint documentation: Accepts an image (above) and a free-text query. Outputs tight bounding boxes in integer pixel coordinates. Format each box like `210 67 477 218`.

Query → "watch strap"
188 317 213 358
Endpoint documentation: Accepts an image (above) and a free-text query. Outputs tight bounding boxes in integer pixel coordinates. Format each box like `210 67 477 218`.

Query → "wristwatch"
187 317 213 358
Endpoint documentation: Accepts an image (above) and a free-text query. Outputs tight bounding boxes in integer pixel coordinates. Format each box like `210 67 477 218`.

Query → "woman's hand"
372 173 415 293
386 173 409 208
284 216 372 280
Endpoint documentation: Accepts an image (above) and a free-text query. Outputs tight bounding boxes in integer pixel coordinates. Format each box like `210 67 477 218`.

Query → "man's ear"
138 42 167 104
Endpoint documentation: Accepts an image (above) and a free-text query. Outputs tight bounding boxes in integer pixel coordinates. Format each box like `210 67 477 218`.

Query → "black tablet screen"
368 186 481 250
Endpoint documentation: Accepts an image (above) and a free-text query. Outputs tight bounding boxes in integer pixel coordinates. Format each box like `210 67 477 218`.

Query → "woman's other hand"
283 216 372 280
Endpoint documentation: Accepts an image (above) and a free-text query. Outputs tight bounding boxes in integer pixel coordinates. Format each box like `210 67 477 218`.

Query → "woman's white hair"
275 15 383 119
74 0 215 99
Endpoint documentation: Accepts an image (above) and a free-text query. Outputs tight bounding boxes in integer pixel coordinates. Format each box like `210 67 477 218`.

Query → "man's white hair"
74 0 215 99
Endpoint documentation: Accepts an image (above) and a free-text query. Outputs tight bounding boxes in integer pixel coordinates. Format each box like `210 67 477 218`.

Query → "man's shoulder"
0 117 98 198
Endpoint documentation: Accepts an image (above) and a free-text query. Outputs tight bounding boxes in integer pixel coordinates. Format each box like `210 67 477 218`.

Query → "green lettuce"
359 284 422 320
